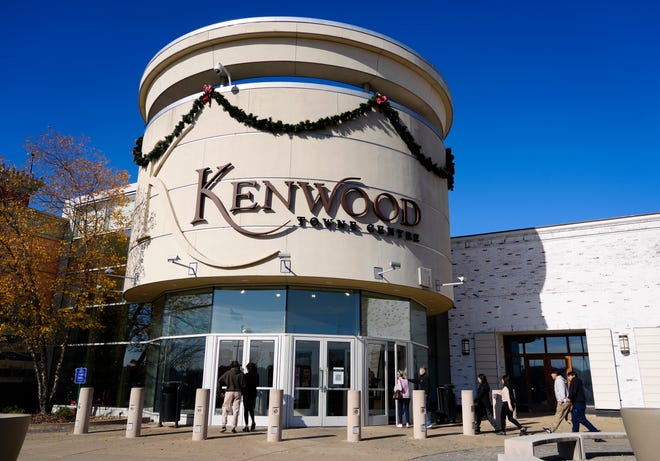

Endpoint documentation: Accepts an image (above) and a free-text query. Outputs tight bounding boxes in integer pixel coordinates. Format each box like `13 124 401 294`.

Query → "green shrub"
1 405 25 414
53 406 76 421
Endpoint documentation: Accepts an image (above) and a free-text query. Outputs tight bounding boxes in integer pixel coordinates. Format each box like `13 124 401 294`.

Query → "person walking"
496 375 527 436
474 374 498 433
242 362 259 432
566 370 601 435
408 367 433 428
394 370 411 428
218 360 245 433
544 369 571 433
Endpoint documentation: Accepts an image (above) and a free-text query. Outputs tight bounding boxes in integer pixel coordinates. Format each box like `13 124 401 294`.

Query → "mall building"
50 18 658 427
122 17 456 427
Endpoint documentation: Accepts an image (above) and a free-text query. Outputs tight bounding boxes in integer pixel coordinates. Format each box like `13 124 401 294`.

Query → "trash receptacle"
159 381 181 427
436 384 457 424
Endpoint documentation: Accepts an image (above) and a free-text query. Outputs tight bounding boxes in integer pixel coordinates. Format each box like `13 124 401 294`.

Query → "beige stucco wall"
126 18 455 314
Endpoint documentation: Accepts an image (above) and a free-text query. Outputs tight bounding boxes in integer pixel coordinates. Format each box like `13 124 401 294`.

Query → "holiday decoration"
133 87 455 189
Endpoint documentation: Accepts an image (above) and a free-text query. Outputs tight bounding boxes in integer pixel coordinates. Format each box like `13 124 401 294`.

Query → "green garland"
133 88 454 189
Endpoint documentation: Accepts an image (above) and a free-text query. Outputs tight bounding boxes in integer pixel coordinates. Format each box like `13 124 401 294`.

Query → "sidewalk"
19 413 634 461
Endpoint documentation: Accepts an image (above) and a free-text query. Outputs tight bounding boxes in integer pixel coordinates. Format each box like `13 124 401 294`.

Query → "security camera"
104 268 114 275
458 276 466 283
167 255 180 263
213 63 224 74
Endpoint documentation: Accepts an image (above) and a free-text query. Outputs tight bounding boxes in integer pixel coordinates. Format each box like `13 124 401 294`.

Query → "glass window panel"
412 345 429 382
157 337 205 412
162 289 212 336
569 335 588 353
524 337 546 354
212 288 285 333
546 336 568 353
361 292 410 340
410 302 427 345
249 340 275 387
367 343 386 416
294 341 320 417
569 356 593 405
287 289 359 335
508 338 524 355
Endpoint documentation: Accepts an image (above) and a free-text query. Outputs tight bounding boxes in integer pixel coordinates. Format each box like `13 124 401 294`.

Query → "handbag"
393 390 403 400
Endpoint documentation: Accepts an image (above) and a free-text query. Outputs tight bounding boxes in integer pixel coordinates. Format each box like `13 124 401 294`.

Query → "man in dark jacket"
408 367 433 428
566 370 600 434
218 360 245 433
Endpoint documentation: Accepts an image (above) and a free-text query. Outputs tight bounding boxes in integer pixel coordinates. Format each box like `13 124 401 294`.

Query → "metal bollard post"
346 390 361 442
192 388 210 441
267 389 283 442
73 387 94 435
461 389 475 435
412 390 427 439
126 387 145 438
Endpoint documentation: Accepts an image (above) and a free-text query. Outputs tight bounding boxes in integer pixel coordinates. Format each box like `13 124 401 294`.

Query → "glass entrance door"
366 341 408 425
291 338 354 426
210 336 278 426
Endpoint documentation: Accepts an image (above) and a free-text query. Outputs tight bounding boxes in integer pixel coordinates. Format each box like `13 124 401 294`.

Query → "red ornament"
376 93 388 105
203 84 214 106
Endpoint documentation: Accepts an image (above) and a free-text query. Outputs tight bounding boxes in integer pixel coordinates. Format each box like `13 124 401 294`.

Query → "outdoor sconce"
619 335 630 356
461 338 470 355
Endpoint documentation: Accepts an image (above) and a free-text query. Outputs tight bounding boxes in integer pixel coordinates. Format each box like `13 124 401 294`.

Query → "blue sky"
2 1 658 236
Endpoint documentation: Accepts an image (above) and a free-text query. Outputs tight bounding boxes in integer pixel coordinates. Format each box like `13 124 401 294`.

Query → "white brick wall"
448 213 660 408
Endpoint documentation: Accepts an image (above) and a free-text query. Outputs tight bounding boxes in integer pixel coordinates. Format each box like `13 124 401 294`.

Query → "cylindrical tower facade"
127 17 454 428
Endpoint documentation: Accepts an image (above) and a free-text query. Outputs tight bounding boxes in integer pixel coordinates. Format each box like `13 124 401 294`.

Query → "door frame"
203 334 281 426
289 336 356 427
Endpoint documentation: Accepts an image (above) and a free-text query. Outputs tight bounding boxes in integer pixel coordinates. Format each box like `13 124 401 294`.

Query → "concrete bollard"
461 389 475 435
74 387 94 435
412 390 427 439
267 389 283 442
347 390 361 442
126 387 144 438
192 388 210 441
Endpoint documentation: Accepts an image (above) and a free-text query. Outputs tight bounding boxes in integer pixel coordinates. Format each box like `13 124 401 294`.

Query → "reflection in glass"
212 289 285 333
546 336 568 353
157 337 205 412
294 341 320 416
162 289 212 336
569 335 588 353
287 289 359 335
410 302 427 345
361 293 410 340
525 337 545 354
368 343 386 416
216 340 244 416
570 356 593 404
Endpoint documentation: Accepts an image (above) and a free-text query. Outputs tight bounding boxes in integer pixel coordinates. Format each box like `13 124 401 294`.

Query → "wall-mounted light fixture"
374 261 401 280
441 276 466 287
278 251 292 274
461 338 470 355
167 255 197 277
619 334 630 356
103 267 136 284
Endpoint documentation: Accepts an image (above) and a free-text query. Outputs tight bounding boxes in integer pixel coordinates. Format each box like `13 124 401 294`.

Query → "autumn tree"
0 128 131 413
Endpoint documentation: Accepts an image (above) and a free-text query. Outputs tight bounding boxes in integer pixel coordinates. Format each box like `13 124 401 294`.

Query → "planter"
621 407 660 461
0 414 31 461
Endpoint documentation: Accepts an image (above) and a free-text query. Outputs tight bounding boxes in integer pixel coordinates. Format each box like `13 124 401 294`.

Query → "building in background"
449 213 660 412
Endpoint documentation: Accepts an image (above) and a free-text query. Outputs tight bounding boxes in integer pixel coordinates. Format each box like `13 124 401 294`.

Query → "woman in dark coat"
242 362 259 432
474 374 497 433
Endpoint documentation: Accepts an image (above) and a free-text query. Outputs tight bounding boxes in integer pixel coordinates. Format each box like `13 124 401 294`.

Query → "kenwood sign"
191 164 422 242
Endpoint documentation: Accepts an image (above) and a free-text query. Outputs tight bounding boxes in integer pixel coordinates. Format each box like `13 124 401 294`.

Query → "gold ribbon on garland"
133 87 454 190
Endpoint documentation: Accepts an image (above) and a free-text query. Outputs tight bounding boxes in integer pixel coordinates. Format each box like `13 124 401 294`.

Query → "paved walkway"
19 413 634 461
